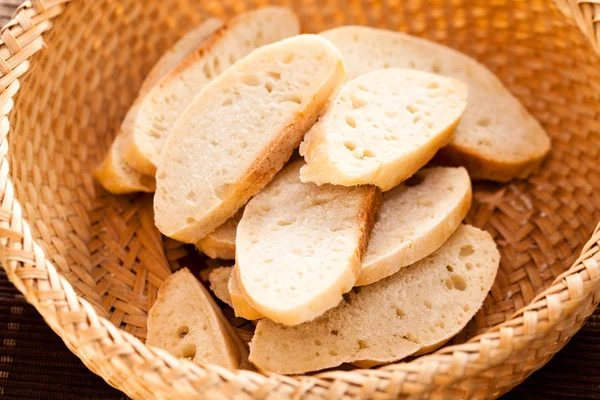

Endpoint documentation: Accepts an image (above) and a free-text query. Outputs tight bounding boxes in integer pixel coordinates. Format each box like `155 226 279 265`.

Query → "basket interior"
8 0 600 354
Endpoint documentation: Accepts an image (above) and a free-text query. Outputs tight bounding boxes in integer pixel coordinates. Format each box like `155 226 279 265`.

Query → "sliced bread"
138 18 224 96
196 209 243 260
155 35 346 243
320 26 551 182
208 266 233 307
236 161 381 326
122 7 301 176
194 167 472 287
358 166 472 285
94 132 155 194
146 268 247 369
229 265 263 320
249 224 499 374
300 68 467 190
95 18 223 194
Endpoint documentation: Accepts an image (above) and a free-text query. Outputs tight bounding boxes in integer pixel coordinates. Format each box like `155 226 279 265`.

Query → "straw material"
0 0 599 399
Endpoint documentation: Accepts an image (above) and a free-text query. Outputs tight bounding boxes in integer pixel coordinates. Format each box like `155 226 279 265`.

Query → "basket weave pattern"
0 0 599 399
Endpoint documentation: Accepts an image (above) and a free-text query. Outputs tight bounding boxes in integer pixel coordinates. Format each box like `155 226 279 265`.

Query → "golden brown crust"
354 186 382 275
435 141 549 182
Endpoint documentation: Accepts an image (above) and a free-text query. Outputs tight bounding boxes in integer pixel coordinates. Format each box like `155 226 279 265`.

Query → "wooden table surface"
0 1 598 399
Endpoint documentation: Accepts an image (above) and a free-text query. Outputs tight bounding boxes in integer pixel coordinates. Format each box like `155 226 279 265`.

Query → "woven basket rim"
1 0 600 398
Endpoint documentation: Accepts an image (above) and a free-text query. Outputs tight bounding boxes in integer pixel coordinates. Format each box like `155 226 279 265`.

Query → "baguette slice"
196 210 243 260
229 266 263 320
321 26 551 182
208 266 234 307
95 18 223 194
94 132 155 194
155 35 346 243
147 268 246 369
358 166 472 285
300 68 467 190
249 225 499 374
236 161 381 326
123 7 301 176
138 18 224 96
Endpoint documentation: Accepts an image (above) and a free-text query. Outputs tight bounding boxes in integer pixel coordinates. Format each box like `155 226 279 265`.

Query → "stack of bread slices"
95 7 550 373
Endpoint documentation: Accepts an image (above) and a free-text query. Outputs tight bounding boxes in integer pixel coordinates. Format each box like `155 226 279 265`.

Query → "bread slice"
229 265 263 320
122 7 301 176
194 167 471 287
94 132 155 194
236 160 381 326
155 35 346 243
320 26 551 182
95 18 223 194
138 18 224 96
196 209 242 260
249 224 499 374
300 68 467 190
146 268 247 369
208 266 233 307
358 166 472 285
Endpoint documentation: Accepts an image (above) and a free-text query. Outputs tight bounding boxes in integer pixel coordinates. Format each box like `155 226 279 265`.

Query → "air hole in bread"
459 245 475 257
435 320 445 329
277 219 295 227
451 274 467 291
446 265 454 272
427 81 439 89
328 350 338 356
282 53 294 64
314 339 322 346
350 93 368 109
432 61 441 73
363 149 376 158
344 141 357 151
358 340 369 349
409 61 416 68
284 93 302 104
264 257 274 263
180 343 196 359
445 278 453 290
242 73 262 87
177 325 189 338
413 115 421 123
186 190 197 202
418 199 433 207
241 141 248 149
265 81 274 93
213 57 221 73
345 115 357 128
404 173 425 187
222 97 233 106
331 330 339 336
267 71 281 80
157 171 166 179
463 304 470 312
186 217 196 225
203 63 213 79
424 300 433 309
406 104 419 114
478 117 491 127
228 53 236 65
385 110 397 119
395 307 406 317
426 122 434 129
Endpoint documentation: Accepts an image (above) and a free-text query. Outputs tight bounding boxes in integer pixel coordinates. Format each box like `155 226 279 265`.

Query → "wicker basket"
1 0 600 398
